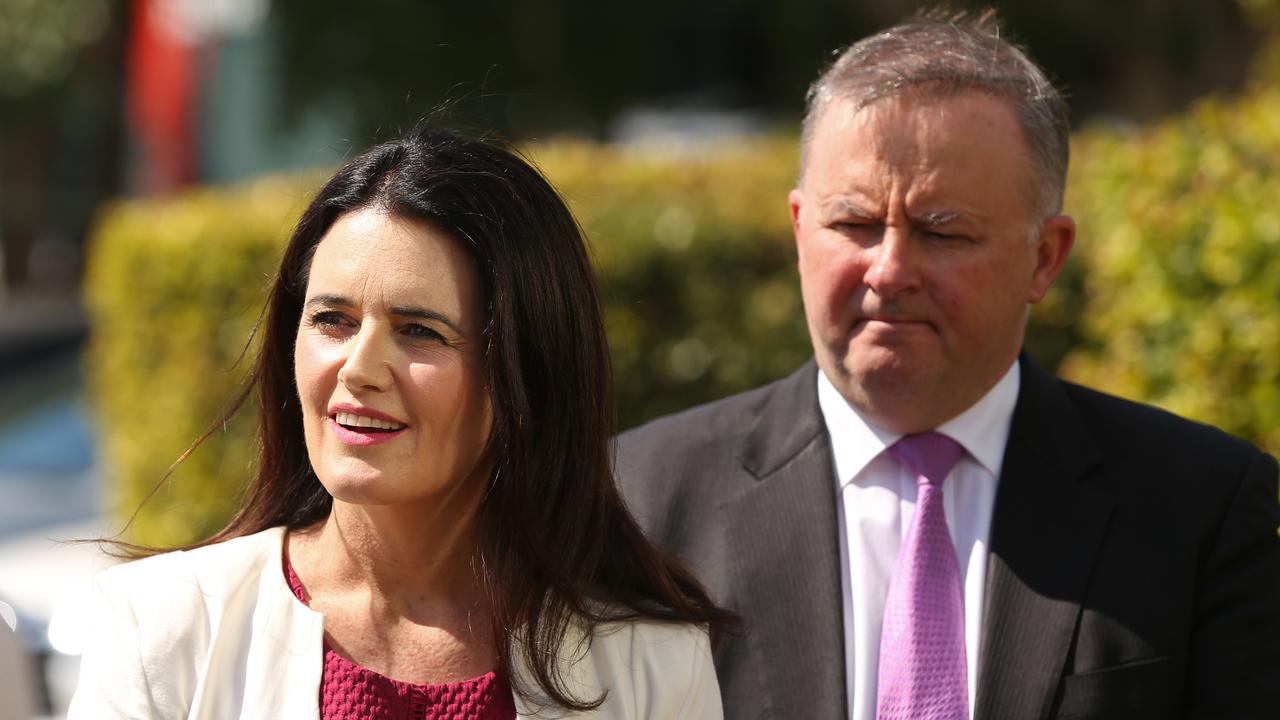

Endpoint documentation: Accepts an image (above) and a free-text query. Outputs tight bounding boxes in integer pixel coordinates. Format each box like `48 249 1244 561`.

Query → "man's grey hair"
799 8 1070 218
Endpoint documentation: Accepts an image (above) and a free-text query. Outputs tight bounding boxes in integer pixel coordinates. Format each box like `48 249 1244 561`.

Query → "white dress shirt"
818 362 1020 720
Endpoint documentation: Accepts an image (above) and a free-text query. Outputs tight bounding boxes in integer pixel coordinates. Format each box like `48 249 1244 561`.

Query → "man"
616 11 1280 719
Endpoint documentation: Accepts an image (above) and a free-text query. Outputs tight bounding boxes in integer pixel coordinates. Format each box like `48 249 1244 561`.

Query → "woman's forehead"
307 208 481 314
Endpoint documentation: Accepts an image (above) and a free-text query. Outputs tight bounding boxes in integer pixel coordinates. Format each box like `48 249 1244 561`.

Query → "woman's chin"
315 465 400 505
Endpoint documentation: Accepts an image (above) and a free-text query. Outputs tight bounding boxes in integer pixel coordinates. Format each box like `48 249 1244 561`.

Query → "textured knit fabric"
284 557 516 720
877 432 968 720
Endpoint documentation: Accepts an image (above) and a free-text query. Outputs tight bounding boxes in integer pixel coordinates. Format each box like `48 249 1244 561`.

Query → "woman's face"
295 206 493 508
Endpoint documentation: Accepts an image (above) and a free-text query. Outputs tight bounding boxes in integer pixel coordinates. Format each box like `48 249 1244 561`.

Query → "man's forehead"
818 90 1024 146
805 91 1034 208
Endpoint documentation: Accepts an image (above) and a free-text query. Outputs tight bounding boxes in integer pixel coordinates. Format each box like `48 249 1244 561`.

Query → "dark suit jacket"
616 356 1280 719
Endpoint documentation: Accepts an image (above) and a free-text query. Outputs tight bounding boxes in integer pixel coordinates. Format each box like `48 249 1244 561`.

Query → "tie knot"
888 432 964 487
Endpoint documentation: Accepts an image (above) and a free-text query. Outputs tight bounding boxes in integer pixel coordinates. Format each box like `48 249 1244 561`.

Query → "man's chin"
824 347 941 408
843 341 933 378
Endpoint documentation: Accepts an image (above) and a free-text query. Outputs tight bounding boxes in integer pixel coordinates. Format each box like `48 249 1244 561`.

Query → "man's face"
790 91 1074 433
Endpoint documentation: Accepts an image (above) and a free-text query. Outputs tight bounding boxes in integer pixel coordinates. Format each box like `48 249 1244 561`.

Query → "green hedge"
86 108 1278 545
84 176 317 545
1060 87 1280 457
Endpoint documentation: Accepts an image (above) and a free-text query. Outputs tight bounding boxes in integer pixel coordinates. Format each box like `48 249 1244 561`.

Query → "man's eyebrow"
819 197 878 220
915 211 963 227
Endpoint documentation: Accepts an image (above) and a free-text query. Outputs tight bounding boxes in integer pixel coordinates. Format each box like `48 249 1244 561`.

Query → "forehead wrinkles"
826 94 1032 224
813 108 941 220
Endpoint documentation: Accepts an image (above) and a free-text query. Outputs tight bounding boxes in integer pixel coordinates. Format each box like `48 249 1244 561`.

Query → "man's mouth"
858 317 925 326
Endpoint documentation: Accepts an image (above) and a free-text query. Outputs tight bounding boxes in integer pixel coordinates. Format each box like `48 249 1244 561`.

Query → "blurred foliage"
1241 0 1280 83
527 138 812 426
268 0 1259 139
268 0 871 138
87 95 1280 542
0 0 109 100
84 175 318 546
1061 86 1280 457
86 139 819 545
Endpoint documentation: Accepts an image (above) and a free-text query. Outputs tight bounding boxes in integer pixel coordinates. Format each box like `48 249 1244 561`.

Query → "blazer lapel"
723 361 846 719
974 356 1113 719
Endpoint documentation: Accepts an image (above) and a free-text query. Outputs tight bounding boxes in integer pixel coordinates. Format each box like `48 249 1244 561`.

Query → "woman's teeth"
334 411 405 431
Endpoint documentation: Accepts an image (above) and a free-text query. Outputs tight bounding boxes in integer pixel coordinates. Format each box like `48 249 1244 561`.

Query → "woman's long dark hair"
183 126 733 709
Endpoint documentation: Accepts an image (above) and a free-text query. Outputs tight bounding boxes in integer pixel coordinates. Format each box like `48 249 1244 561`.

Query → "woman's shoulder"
70 527 319 718
522 615 721 719
590 614 711 659
95 527 286 606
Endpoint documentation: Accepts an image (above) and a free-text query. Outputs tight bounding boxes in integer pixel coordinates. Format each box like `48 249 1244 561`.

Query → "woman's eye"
308 311 348 328
403 323 443 341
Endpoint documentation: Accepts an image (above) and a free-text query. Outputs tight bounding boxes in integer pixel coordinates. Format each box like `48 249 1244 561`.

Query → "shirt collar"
817 361 1021 488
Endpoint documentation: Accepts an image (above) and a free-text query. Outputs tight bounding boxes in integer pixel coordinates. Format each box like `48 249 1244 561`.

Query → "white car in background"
0 520 115 719
0 350 107 719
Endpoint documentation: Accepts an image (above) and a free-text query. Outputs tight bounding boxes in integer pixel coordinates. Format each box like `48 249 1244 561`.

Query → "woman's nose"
336 327 393 391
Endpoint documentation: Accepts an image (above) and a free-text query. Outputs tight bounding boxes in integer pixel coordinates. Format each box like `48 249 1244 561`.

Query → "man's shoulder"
617 362 814 465
1056 376 1264 461
1039 371 1277 506
615 363 817 510
619 381 776 451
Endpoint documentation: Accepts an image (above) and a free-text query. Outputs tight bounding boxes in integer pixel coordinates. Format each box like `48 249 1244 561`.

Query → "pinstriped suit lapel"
722 361 846 719
974 356 1112 718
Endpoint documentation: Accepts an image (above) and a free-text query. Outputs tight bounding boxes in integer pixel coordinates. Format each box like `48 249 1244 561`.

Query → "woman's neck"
286 490 501 682
293 490 487 618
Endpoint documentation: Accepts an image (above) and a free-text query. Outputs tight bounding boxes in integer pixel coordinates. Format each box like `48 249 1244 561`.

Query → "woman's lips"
328 417 407 446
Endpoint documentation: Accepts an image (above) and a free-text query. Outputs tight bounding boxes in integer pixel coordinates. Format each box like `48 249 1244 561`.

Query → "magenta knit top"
283 556 517 720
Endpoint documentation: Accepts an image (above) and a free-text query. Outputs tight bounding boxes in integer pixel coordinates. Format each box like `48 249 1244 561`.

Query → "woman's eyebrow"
389 305 465 336
303 295 466 335
303 294 354 310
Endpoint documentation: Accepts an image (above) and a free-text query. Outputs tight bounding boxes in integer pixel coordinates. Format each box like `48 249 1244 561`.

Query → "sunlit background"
3 0 1279 716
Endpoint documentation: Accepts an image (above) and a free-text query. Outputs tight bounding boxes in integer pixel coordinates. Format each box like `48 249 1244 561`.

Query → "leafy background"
87 75 1280 544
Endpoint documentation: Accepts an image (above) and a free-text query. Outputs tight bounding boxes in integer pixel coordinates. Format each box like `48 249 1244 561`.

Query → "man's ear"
1028 214 1075 303
788 187 805 241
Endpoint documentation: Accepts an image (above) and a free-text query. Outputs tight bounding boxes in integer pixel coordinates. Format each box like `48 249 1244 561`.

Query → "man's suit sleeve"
1187 448 1280 715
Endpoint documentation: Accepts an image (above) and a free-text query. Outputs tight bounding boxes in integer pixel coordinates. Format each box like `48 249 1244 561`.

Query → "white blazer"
67 528 722 719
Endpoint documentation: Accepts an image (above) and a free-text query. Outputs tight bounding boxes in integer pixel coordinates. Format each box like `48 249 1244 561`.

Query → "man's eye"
832 221 878 234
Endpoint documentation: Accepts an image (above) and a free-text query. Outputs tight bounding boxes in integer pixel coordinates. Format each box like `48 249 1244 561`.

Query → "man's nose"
863 228 920 298
337 326 393 392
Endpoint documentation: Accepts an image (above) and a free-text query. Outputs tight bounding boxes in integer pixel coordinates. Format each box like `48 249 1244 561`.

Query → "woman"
69 126 732 718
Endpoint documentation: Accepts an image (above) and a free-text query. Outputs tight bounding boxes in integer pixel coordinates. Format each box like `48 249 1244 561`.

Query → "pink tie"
877 432 969 720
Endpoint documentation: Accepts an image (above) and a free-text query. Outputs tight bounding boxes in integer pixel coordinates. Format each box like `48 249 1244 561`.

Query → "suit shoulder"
1060 379 1268 463
615 366 817 524
618 379 779 459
